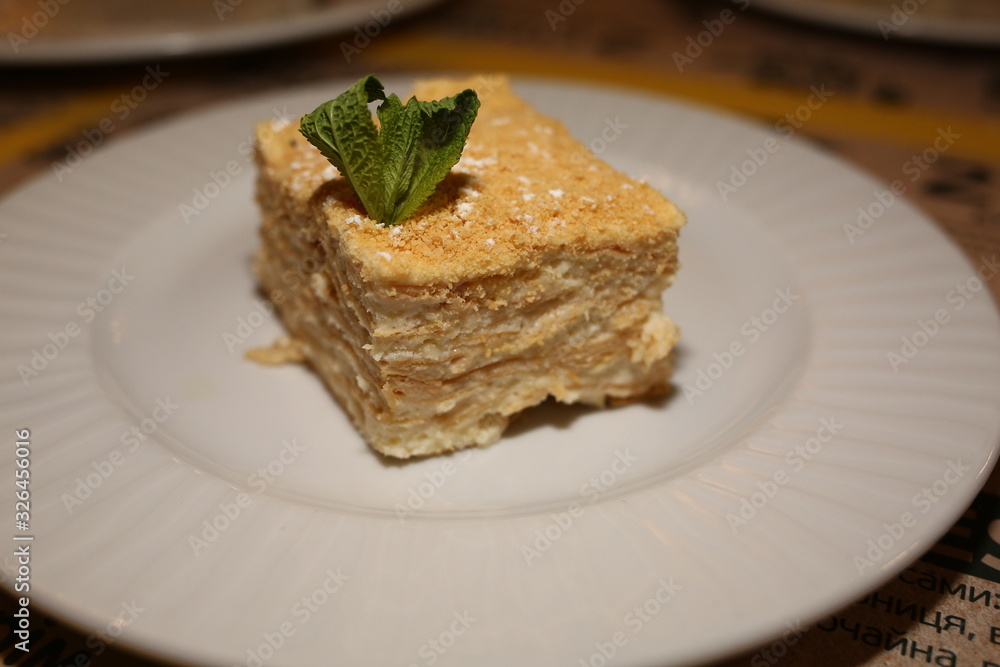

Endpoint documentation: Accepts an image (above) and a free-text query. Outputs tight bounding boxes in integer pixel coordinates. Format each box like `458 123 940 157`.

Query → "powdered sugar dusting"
256 75 684 287
457 154 498 171
269 116 292 131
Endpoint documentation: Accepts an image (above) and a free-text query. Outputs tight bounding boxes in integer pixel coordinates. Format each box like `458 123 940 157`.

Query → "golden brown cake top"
256 75 684 285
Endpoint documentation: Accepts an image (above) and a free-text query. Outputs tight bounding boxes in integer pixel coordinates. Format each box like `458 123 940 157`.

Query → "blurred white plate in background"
0 0 446 63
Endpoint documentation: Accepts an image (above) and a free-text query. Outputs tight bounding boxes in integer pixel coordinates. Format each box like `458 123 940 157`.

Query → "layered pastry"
251 76 684 458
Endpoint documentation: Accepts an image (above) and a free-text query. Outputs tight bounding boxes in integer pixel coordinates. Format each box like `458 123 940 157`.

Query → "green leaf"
299 75 388 222
298 75 480 226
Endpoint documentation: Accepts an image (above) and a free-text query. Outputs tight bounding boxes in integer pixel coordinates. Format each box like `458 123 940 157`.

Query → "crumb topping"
256 75 684 284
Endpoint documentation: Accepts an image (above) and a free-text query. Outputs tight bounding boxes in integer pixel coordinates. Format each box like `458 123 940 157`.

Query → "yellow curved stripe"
2 35 996 170
0 88 126 168
361 33 1000 164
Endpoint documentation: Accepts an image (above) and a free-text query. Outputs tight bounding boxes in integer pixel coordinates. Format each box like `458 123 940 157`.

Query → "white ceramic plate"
751 0 1000 45
0 0 445 64
1 76 999 666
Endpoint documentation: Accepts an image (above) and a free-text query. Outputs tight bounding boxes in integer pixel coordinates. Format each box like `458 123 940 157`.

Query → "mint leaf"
299 75 480 226
384 88 480 224
299 76 386 222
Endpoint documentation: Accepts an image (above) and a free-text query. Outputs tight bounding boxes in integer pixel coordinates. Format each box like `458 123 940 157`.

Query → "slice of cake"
252 75 684 458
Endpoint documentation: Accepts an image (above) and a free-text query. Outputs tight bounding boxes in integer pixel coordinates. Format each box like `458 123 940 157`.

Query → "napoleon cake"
250 74 684 458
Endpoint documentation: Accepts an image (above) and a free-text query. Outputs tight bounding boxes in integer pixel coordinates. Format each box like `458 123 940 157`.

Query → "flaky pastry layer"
252 75 684 457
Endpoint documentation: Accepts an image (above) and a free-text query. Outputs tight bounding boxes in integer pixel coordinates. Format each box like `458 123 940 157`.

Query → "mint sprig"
299 75 480 226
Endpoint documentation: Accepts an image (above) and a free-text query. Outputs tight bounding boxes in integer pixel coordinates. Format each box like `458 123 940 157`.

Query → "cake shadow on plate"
503 387 677 438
